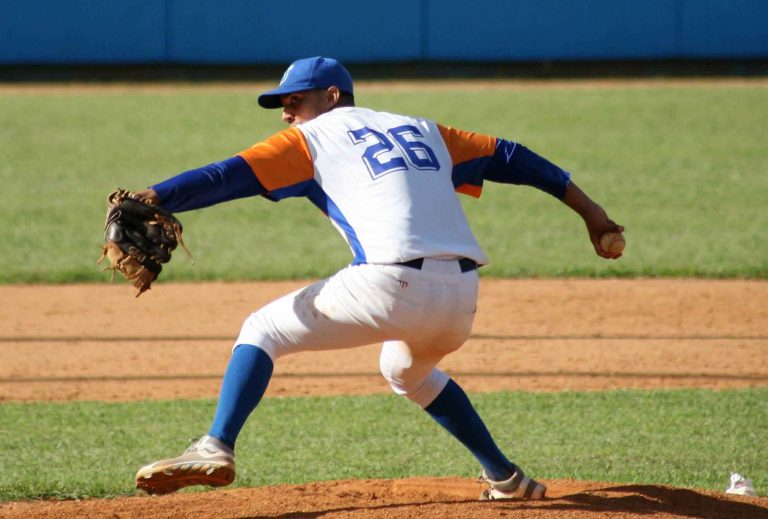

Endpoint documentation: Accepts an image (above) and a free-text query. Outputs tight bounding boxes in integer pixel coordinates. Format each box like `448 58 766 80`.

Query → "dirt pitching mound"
2 477 767 518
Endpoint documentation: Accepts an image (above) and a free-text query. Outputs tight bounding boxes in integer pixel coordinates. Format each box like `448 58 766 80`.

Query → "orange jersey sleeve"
237 127 314 192
438 125 497 198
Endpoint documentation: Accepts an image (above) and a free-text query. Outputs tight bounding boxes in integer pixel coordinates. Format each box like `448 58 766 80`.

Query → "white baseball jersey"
237 107 494 265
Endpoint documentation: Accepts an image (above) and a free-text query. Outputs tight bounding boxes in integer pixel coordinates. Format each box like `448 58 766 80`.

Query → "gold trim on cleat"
136 462 235 495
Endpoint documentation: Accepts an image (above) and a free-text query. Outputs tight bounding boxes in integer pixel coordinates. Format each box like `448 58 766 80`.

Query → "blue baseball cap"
258 56 354 109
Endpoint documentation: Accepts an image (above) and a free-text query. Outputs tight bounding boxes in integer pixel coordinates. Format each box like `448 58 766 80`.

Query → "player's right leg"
380 346 546 500
423 376 546 501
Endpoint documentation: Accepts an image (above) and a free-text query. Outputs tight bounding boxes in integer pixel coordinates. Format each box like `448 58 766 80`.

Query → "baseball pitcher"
128 57 623 501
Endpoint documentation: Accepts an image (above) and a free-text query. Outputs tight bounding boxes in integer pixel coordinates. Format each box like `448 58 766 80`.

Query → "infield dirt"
1 279 767 517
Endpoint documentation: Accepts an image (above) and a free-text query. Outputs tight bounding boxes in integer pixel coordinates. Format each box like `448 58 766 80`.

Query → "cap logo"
279 65 294 86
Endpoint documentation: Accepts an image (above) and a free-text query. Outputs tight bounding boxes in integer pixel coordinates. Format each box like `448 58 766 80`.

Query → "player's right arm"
562 181 624 259
438 125 571 201
439 124 622 259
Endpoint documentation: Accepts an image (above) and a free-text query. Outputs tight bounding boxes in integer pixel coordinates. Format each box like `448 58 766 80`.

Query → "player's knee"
232 343 275 362
380 357 448 408
385 369 449 408
379 343 412 391
234 312 282 360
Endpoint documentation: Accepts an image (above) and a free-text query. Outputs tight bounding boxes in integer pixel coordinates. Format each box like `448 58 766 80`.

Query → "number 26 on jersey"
348 125 441 179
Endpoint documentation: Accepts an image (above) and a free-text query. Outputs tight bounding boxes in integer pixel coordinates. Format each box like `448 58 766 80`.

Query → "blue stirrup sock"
425 379 515 482
208 344 274 450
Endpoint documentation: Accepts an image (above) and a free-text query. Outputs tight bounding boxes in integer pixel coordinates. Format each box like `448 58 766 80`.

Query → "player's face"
280 89 336 126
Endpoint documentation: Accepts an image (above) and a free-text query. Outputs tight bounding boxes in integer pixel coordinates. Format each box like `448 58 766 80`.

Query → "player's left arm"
143 156 267 212
136 127 313 212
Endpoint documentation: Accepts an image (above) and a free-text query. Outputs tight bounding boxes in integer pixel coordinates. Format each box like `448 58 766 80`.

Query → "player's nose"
282 111 294 124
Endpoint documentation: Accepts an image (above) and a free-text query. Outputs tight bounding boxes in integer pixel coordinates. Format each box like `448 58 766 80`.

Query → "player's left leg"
135 343 271 495
136 265 434 495
207 344 273 448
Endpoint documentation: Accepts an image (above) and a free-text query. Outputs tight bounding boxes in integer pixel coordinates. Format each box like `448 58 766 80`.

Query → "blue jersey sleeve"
151 155 266 212
484 139 571 199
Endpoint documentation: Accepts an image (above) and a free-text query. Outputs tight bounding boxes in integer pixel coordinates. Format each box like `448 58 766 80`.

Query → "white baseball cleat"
479 468 547 500
135 435 236 495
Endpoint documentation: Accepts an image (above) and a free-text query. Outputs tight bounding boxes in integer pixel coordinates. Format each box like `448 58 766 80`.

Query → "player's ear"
325 86 341 107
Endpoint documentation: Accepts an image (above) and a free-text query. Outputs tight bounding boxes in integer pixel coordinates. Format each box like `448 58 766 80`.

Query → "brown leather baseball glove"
98 188 188 296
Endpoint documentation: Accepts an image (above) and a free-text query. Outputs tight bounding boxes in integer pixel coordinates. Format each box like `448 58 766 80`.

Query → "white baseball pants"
235 259 479 408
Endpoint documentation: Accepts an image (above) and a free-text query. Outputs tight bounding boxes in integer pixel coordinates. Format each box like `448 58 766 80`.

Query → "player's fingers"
593 239 612 258
590 232 607 256
589 235 602 254
604 218 623 233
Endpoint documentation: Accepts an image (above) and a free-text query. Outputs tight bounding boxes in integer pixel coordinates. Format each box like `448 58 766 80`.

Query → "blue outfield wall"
0 0 167 63
167 1 423 64
1 0 767 65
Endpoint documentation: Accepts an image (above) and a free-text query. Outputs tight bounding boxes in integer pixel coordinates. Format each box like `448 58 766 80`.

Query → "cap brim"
257 85 314 109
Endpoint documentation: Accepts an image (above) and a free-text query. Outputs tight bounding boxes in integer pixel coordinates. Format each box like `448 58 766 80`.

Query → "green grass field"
0 388 765 500
0 82 766 282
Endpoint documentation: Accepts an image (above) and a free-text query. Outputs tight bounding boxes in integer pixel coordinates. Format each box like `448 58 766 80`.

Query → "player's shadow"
239 499 476 519
543 484 768 519
240 485 768 519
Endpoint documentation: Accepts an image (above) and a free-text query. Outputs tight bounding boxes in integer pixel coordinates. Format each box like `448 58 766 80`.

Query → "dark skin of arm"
562 181 624 259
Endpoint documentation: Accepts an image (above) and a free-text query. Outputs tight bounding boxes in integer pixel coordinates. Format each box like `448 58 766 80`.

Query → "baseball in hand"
600 231 625 255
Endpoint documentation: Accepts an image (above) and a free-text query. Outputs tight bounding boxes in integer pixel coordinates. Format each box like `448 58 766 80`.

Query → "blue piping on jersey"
268 179 367 264
306 183 367 264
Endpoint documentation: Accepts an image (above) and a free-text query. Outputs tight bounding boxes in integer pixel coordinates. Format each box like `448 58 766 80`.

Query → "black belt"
395 257 478 273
